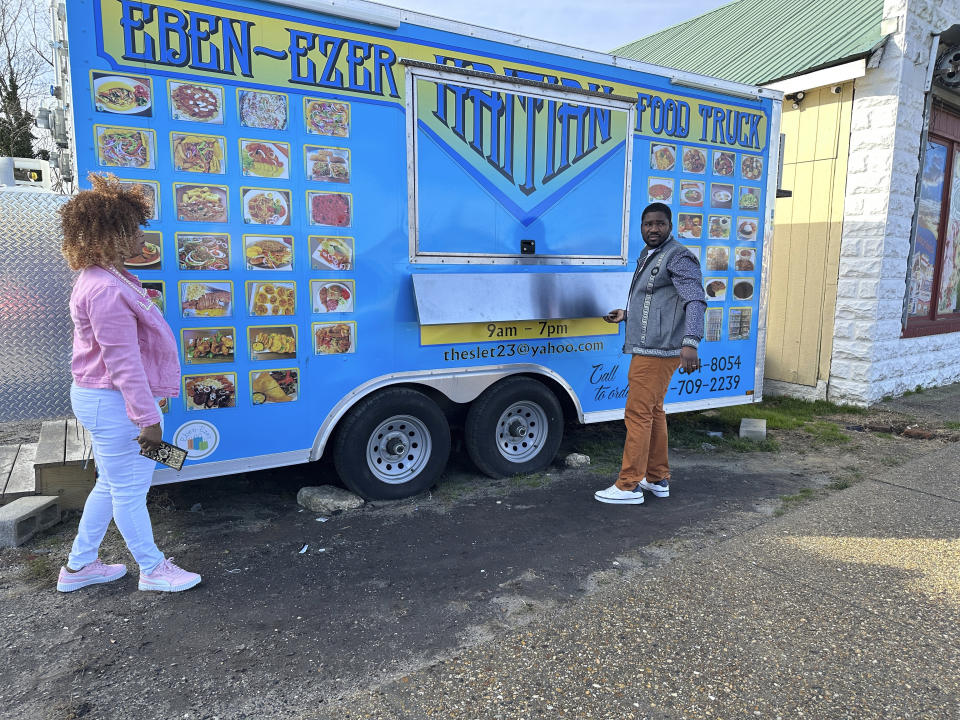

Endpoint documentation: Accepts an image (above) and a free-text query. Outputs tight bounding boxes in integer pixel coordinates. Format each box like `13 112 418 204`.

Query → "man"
595 202 705 505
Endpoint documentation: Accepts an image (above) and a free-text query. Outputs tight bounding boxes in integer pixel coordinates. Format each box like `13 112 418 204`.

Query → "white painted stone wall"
828 0 960 405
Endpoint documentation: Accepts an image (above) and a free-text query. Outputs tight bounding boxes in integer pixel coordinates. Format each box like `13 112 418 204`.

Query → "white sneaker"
594 483 645 505
639 478 670 498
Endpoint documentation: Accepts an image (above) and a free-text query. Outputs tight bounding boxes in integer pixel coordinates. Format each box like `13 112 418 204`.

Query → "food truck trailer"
46 0 783 499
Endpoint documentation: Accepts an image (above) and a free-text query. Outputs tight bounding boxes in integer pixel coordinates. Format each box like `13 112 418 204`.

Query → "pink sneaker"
56 559 127 592
138 557 201 592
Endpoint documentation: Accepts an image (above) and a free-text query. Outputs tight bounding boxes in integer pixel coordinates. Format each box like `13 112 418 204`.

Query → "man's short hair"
642 202 672 224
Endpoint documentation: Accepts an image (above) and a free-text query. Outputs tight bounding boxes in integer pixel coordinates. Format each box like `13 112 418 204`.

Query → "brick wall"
828 0 960 405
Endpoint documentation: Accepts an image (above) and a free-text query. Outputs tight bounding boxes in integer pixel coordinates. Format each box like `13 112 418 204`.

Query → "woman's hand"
604 309 625 323
137 423 163 452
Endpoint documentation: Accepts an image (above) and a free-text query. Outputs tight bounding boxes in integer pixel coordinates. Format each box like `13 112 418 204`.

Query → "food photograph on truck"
53 0 778 500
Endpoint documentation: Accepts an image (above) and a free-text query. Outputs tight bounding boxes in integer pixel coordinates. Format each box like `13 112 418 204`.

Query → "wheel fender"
310 364 583 460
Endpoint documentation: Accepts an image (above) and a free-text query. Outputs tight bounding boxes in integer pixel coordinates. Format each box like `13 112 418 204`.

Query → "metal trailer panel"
412 272 632 325
0 190 73 422
57 0 780 486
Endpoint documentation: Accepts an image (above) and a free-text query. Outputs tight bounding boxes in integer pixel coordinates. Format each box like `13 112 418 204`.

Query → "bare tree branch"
0 0 53 116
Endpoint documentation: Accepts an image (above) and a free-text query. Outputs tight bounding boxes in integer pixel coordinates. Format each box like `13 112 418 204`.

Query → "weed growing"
774 488 816 516
22 553 58 585
803 421 850 445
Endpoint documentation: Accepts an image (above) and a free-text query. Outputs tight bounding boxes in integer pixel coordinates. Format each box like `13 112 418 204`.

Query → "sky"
386 0 734 53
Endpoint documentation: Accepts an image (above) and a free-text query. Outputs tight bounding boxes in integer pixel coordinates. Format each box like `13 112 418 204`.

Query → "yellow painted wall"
766 82 853 386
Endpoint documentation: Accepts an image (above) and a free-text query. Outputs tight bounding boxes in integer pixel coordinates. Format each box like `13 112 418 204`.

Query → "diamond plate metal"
0 189 73 422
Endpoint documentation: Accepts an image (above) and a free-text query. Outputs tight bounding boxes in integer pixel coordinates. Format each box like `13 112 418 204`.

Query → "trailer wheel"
332 388 451 500
465 377 563 479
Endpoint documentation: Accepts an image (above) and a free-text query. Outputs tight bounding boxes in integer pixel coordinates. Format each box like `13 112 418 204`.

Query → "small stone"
739 418 767 441
564 453 591 468
700 442 717 451
189 503 203 513
296 486 364 514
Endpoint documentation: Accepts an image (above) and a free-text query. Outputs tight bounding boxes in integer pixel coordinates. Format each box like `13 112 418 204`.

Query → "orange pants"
616 355 680 491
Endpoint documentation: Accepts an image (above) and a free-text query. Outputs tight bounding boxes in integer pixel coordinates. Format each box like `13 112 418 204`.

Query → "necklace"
106 265 148 298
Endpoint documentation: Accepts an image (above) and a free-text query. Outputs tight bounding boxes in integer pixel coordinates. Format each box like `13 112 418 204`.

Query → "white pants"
68 385 164 574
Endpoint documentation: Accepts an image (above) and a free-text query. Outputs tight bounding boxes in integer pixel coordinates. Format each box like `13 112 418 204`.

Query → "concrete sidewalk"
328 442 960 719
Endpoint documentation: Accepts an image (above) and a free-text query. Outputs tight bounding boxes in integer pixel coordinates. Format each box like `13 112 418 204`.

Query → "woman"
57 173 201 593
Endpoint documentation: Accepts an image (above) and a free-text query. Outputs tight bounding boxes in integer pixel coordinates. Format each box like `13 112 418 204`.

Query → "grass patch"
561 394 862 463
21 553 59 585
560 422 625 474
432 476 476 502
710 397 867 430
723 436 781 453
803 421 850 445
826 479 851 490
670 396 863 451
774 488 816 516
880 455 903 467
945 421 960 430
826 465 865 491
874 431 894 439
510 473 549 489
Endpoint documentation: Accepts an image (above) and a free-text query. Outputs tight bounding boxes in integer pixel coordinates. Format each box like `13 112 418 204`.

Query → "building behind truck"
616 0 960 403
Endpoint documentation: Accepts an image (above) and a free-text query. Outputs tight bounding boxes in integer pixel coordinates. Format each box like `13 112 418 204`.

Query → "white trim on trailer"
261 0 783 102
753 99 784 403
152 449 311 485
585 392 761 424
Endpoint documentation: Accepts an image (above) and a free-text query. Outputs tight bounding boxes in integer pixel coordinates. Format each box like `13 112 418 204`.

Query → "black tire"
465 376 564 479
332 387 450 500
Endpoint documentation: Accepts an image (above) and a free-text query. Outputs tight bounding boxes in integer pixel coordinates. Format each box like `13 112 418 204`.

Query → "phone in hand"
139 440 188 471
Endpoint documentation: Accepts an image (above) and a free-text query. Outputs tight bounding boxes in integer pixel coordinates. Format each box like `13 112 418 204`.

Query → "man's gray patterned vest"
623 236 698 357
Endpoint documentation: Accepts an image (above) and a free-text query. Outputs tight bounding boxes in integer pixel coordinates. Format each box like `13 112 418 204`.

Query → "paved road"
326 442 960 720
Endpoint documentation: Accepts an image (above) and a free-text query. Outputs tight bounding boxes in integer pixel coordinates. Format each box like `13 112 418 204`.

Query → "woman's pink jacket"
70 266 180 428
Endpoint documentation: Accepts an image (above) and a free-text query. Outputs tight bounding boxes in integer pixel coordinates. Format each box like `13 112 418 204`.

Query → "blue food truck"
55 0 783 498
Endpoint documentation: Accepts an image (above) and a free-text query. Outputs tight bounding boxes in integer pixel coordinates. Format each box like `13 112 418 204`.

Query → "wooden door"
765 83 853 386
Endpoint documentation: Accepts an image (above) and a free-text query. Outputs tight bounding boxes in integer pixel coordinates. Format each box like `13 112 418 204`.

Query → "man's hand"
680 346 699 373
604 309 625 323
137 423 162 452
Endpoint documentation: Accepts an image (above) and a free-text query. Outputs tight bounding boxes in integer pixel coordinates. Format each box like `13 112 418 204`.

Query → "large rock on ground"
564 453 591 468
297 486 364 514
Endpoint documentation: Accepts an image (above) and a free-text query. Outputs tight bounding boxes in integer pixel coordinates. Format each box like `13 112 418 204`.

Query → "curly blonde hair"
60 173 153 270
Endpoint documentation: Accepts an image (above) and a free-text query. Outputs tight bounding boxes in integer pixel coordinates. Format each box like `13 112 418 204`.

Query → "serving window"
906 101 960 336
405 63 636 265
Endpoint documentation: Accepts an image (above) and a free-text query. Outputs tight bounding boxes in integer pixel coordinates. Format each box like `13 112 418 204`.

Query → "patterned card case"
139 440 187 470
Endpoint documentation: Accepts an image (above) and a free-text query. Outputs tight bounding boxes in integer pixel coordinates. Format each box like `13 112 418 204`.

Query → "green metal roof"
612 0 885 86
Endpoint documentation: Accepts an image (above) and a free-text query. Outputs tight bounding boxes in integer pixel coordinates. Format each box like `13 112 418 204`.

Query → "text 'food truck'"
51 0 782 498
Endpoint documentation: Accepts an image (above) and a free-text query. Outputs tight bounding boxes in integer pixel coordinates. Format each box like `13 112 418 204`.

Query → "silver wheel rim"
366 415 432 485
496 401 548 463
